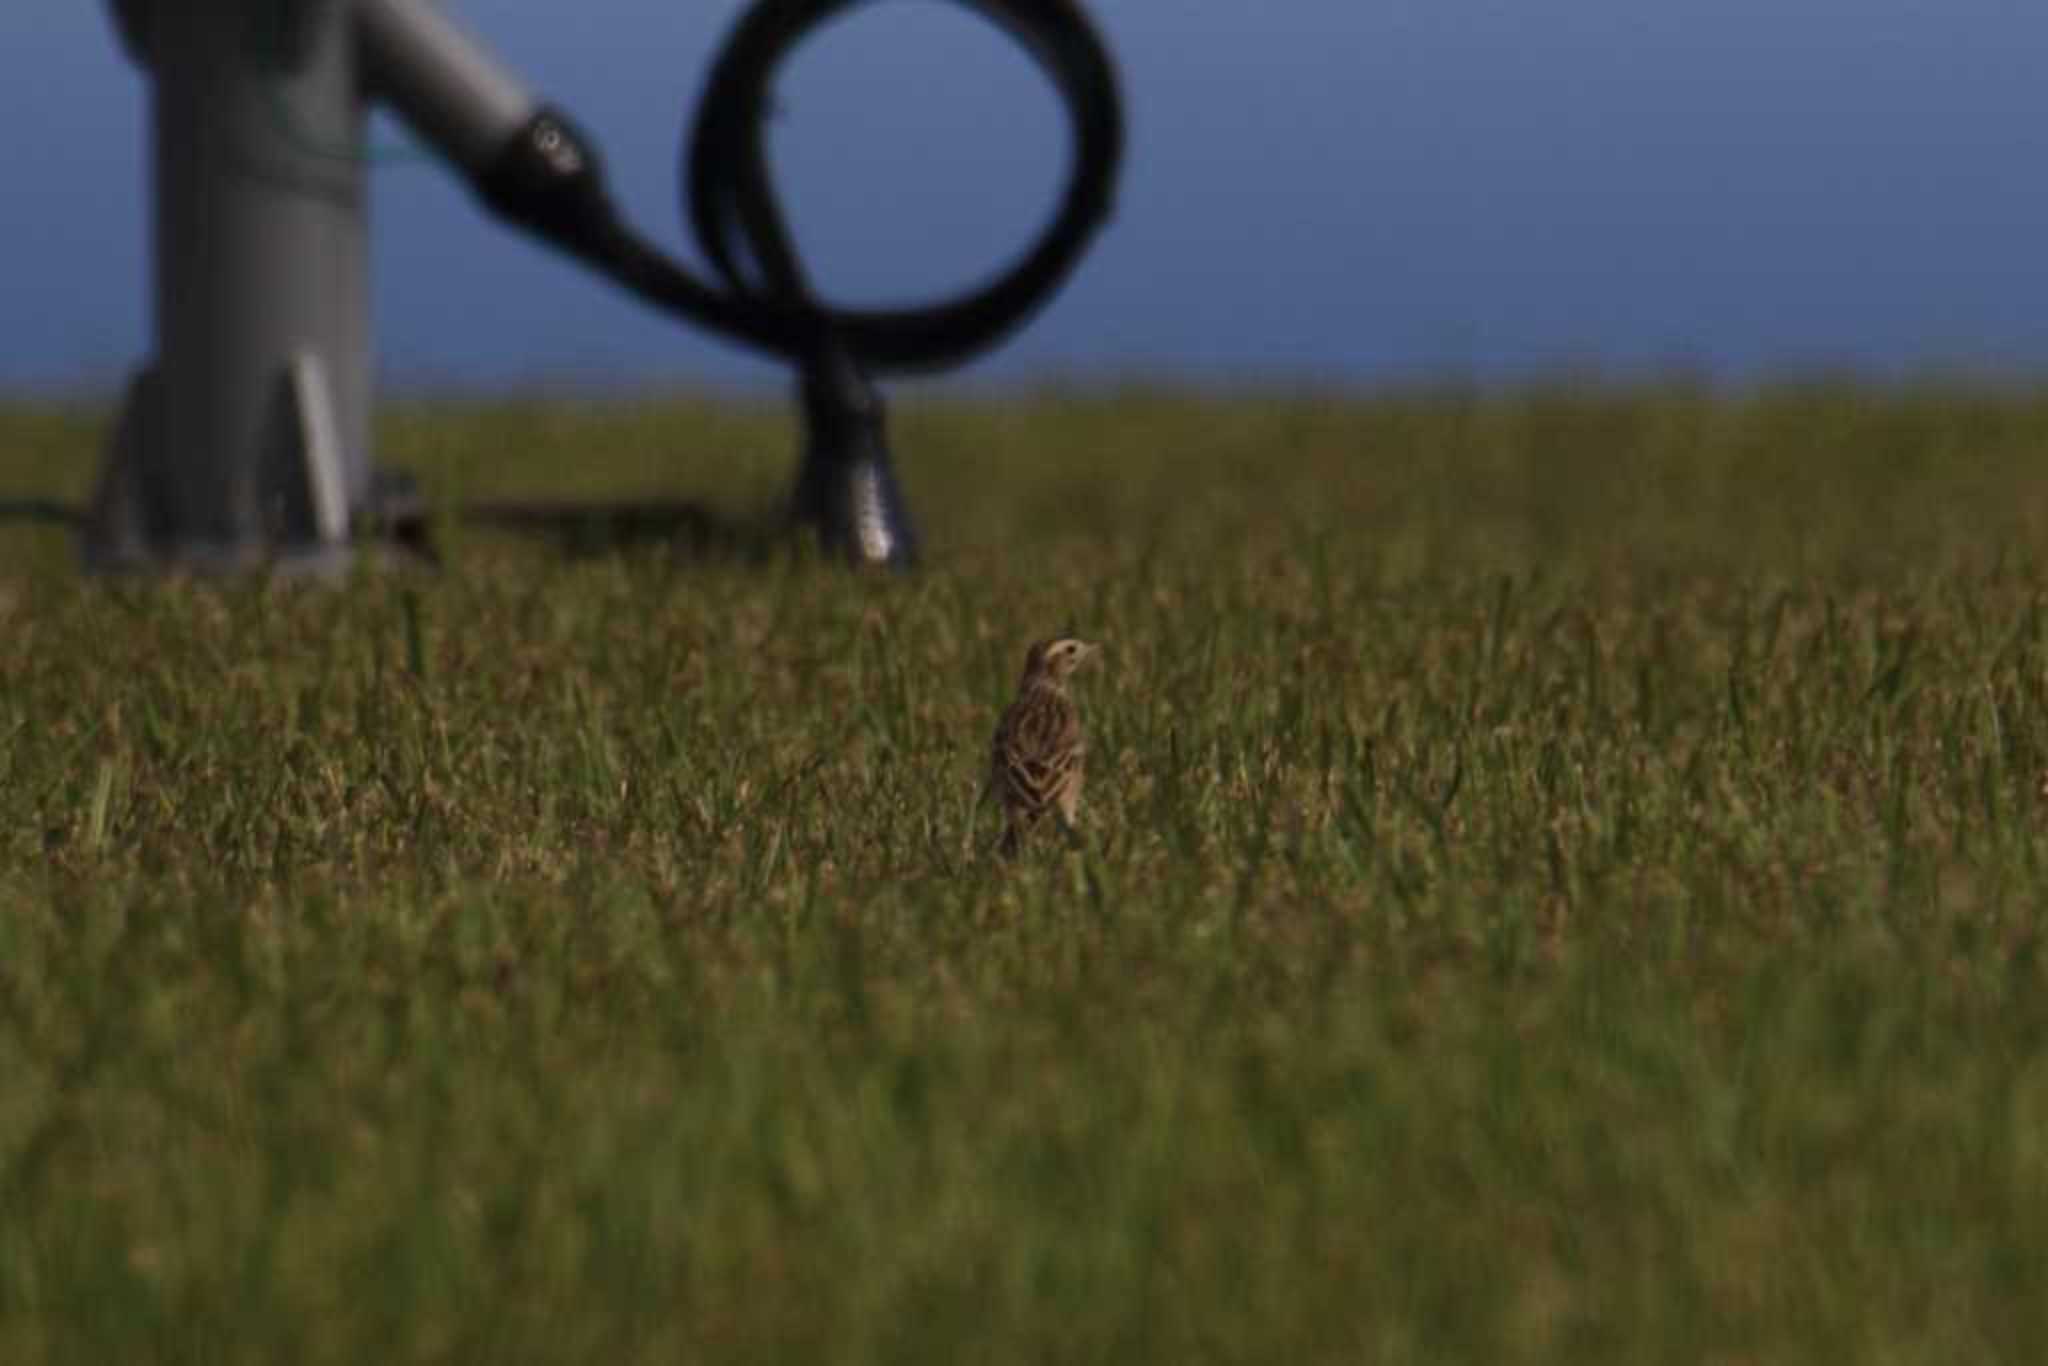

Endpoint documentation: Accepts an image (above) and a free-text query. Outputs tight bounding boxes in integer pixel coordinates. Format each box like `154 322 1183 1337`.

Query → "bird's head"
1022 636 1098 686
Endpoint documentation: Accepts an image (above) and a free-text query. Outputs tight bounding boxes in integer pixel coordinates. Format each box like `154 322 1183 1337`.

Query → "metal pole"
88 0 376 574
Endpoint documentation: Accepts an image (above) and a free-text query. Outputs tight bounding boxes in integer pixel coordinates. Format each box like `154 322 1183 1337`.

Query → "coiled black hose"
687 0 1123 369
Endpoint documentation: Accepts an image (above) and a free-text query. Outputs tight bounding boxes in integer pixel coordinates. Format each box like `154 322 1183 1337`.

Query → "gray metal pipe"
357 0 534 175
87 0 372 572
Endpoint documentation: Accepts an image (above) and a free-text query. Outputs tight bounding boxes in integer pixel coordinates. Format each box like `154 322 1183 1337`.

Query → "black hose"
475 0 1123 564
682 0 1124 372
489 0 1123 374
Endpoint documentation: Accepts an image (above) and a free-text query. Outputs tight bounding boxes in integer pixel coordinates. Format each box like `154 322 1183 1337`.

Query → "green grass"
6 385 2048 1362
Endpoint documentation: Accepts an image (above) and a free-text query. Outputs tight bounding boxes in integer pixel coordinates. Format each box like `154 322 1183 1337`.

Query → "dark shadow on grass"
454 497 786 563
0 495 789 565
0 498 83 527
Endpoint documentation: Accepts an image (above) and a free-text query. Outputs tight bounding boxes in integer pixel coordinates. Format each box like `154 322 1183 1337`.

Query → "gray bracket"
86 353 361 576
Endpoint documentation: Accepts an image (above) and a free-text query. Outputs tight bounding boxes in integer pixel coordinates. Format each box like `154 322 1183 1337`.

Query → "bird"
983 636 1099 856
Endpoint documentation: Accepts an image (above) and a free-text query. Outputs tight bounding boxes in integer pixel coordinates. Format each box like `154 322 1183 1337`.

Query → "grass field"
5 385 2048 1362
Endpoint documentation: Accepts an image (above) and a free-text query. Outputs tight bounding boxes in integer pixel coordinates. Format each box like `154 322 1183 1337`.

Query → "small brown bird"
985 636 1098 855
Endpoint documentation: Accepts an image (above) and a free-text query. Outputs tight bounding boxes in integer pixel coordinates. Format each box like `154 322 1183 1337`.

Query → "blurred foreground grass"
5 386 2048 1362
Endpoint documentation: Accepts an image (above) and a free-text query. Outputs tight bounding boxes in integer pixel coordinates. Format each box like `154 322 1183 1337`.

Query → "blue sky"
5 1 2047 392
